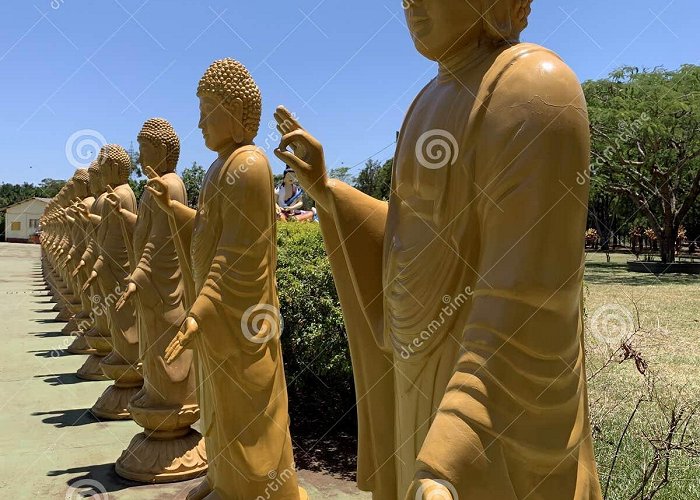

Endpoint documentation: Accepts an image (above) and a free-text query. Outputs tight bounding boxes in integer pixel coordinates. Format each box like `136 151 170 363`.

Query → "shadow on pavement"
35 373 91 386
28 349 71 358
49 463 139 495
32 408 99 428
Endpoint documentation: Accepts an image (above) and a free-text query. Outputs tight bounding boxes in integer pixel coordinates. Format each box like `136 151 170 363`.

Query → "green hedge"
276 222 356 431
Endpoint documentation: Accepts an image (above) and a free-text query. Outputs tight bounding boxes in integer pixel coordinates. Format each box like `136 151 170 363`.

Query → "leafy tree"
127 141 146 200
354 158 393 200
328 166 355 185
584 65 700 262
182 162 205 208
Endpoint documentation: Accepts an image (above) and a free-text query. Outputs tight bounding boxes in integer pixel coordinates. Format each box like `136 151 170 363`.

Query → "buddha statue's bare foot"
186 476 211 500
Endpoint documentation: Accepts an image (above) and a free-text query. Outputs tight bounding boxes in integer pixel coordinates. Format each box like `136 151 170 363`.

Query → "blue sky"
0 0 698 185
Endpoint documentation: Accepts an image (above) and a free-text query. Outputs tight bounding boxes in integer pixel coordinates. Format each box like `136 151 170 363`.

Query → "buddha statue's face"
198 95 244 153
403 0 482 61
74 178 89 198
138 138 168 175
88 170 102 194
283 171 297 186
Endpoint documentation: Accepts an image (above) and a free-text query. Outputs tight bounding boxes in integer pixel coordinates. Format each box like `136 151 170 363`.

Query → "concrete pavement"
0 242 368 499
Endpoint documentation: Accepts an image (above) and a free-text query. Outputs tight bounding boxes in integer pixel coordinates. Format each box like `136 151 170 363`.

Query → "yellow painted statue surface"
151 59 304 499
274 1 602 499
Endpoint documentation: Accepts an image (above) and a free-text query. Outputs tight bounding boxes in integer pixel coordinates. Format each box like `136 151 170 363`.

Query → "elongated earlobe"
482 0 518 43
229 98 245 144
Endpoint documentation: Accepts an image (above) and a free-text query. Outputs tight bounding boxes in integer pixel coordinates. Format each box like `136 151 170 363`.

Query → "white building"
2 197 51 243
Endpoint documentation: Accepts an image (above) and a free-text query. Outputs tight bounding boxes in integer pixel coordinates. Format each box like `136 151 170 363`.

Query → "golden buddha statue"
61 169 93 336
274 1 602 498
82 144 143 419
71 161 111 380
111 117 206 482
148 58 305 499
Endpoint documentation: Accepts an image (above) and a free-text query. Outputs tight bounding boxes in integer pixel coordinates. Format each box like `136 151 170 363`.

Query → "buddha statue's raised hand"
144 165 174 213
105 186 122 213
274 105 330 209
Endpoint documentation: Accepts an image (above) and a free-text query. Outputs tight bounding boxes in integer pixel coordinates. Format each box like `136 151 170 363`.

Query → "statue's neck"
437 40 511 82
217 140 253 160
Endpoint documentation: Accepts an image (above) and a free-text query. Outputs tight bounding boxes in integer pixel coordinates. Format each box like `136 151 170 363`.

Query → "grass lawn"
584 252 700 499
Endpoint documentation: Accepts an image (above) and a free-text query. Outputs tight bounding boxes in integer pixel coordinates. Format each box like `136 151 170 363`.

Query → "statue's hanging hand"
115 281 137 311
405 474 455 500
165 317 199 364
82 270 97 294
144 166 173 213
274 105 330 209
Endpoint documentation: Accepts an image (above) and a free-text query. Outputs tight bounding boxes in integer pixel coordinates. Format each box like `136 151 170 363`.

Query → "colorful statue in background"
274 0 602 498
275 167 316 222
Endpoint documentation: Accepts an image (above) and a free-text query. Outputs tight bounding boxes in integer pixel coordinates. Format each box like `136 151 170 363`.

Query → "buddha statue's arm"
274 107 389 346
134 175 186 287
188 151 273 358
411 51 597 497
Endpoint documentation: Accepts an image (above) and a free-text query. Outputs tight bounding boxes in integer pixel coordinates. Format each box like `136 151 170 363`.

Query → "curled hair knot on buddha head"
73 168 89 183
483 0 533 44
197 58 262 139
98 144 132 184
138 117 180 172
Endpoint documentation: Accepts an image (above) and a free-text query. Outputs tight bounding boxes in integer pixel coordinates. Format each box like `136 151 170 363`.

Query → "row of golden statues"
38 2 603 498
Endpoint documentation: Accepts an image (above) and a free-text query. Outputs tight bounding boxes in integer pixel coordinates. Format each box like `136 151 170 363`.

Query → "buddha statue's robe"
167 146 300 499
314 43 601 500
130 173 195 408
67 196 96 321
93 183 139 364
80 192 111 337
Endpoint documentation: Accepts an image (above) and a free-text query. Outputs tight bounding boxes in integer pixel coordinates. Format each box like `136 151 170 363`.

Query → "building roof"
0 197 52 212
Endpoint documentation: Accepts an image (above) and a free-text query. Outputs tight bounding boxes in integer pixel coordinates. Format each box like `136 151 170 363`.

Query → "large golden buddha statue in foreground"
148 59 305 499
275 1 602 499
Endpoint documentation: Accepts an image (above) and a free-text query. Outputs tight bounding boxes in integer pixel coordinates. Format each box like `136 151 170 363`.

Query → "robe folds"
316 43 602 500
169 146 300 499
127 173 195 406
94 183 139 361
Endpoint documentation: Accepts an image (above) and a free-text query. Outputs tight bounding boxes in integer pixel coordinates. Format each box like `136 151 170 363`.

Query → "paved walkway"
0 243 369 499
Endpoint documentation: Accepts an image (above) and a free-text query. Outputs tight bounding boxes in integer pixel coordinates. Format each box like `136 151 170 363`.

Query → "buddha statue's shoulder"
220 145 271 189
485 42 585 113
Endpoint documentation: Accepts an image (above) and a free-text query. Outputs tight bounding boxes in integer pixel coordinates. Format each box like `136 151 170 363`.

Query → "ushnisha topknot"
98 144 132 183
137 117 180 172
197 58 262 139
73 168 89 183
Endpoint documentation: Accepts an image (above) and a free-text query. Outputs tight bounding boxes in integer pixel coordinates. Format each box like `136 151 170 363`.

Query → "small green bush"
276 222 356 431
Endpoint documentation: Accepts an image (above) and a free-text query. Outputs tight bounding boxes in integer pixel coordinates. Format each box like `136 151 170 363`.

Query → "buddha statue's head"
72 168 90 198
62 180 75 205
196 58 262 153
87 160 103 195
137 118 180 175
97 144 132 188
403 0 532 61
